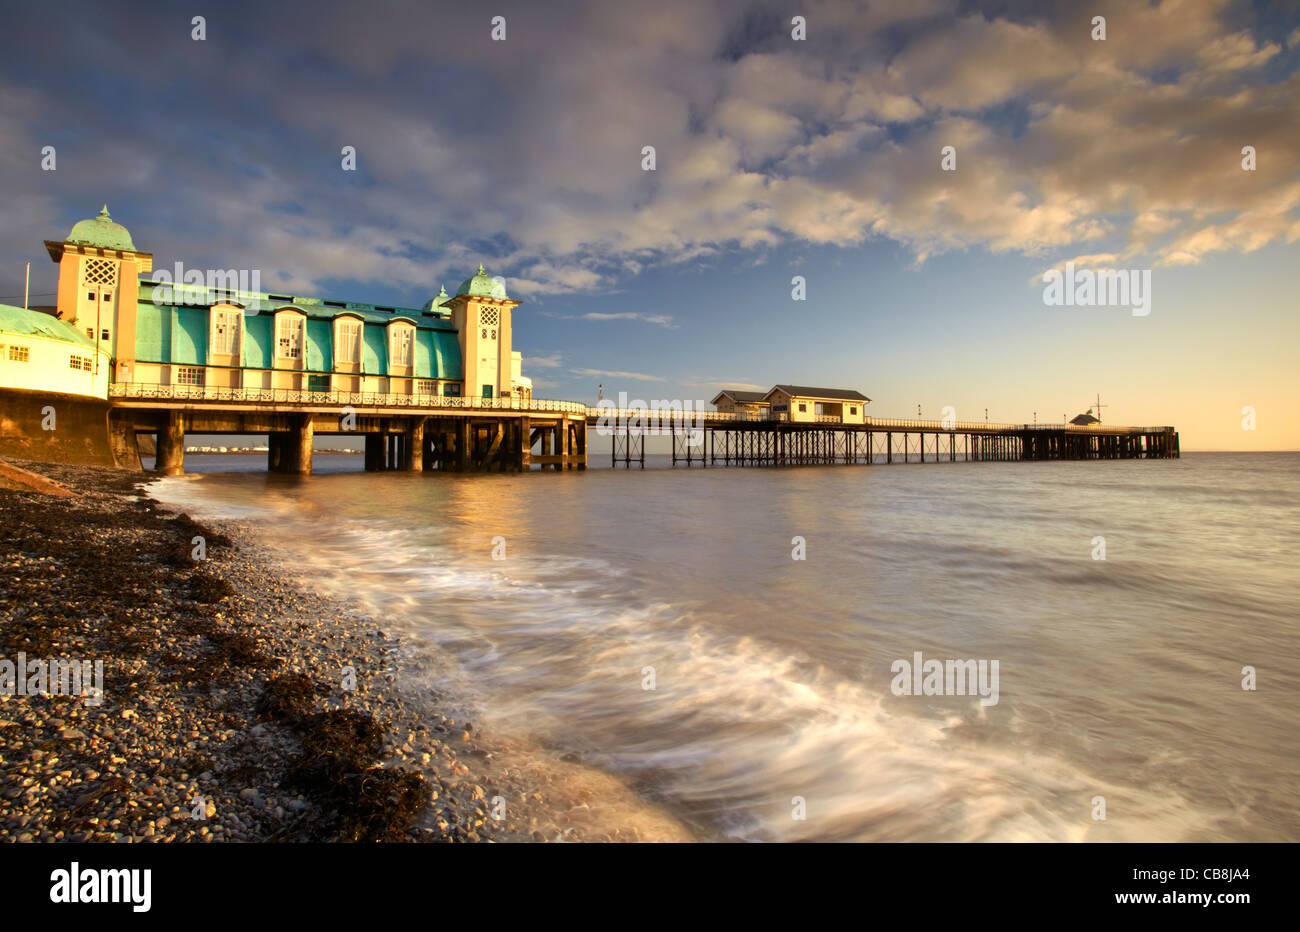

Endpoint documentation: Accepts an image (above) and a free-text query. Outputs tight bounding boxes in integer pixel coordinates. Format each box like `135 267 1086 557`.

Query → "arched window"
275 311 305 359
210 304 242 356
388 324 414 367
334 317 362 364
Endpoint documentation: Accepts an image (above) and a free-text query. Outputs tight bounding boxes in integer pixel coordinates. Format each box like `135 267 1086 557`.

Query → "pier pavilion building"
39 206 533 404
758 386 870 423
709 389 770 417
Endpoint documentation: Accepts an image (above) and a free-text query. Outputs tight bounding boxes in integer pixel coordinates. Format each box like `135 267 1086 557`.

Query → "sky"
1 0 1296 450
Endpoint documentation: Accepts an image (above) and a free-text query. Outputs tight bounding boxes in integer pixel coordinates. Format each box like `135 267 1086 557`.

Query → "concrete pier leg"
268 434 284 472
364 434 382 471
404 418 423 471
456 419 470 471
290 415 313 475
519 416 531 471
421 421 435 471
437 423 452 471
575 420 586 470
156 411 185 475
108 413 143 470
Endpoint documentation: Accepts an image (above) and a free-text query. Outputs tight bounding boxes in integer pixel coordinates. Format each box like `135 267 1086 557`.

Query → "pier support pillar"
108 412 144 471
268 433 285 472
421 422 436 471
518 416 531 471
403 417 424 471
156 411 185 475
364 434 383 471
456 419 470 471
288 415 313 475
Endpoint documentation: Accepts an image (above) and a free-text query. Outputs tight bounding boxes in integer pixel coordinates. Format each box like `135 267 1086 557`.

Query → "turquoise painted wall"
433 331 462 380
129 305 465 380
243 315 272 368
134 303 170 363
172 308 207 364
305 319 332 371
414 331 434 378
362 324 386 374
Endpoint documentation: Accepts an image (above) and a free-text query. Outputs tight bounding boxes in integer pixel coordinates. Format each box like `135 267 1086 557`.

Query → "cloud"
686 378 768 392
1 0 1295 302
543 310 677 328
577 312 676 328
1029 253 1120 285
572 368 666 382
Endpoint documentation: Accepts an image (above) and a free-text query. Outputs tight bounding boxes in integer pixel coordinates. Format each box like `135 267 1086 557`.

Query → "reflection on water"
151 453 1300 841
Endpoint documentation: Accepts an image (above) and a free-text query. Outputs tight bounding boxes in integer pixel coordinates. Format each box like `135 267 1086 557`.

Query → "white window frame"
335 318 362 364
211 307 242 356
389 325 414 367
276 314 304 360
176 366 206 386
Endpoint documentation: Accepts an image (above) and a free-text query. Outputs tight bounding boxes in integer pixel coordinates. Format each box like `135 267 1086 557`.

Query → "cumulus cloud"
1 0 1295 301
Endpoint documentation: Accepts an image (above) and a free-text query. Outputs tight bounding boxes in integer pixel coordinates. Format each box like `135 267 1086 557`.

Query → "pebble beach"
0 456 541 843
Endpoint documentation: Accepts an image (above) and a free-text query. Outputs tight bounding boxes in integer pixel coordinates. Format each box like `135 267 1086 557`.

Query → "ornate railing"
108 382 587 414
107 383 1172 432
584 406 1170 432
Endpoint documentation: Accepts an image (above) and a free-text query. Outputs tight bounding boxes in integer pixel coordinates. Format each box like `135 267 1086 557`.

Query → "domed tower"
442 265 521 401
44 206 153 382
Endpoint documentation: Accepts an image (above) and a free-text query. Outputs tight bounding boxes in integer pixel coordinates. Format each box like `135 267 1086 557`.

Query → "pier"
106 385 588 475
2 385 1178 475
594 411 1180 468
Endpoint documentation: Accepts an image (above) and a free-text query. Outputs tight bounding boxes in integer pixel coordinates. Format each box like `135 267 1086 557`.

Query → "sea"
147 451 1300 842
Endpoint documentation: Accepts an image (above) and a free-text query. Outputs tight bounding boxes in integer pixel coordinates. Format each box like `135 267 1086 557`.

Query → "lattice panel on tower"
81 258 118 286
480 307 499 327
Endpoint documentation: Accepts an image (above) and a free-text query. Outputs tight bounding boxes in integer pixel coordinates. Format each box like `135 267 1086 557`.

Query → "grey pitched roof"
710 389 770 404
766 385 871 402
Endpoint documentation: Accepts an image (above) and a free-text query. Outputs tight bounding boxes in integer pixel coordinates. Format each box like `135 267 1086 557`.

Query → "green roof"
64 205 136 252
0 303 94 348
136 282 457 331
421 285 451 312
455 265 509 300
